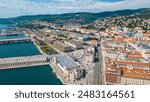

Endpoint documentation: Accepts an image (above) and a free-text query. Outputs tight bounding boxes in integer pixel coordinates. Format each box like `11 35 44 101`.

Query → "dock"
0 55 49 70
0 38 31 44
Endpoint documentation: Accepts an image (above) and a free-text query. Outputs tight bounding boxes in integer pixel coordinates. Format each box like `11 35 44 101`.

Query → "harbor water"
0 65 62 85
0 24 62 85
0 42 41 58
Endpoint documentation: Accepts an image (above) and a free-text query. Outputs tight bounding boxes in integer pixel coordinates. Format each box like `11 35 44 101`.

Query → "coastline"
0 29 63 85
49 63 67 85
0 65 63 85
27 33 65 85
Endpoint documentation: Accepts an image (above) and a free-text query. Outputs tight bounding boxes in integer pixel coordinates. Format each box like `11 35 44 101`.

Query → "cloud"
0 0 50 18
0 0 150 18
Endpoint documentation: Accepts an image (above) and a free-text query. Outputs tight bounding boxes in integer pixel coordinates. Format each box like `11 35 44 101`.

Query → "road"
80 48 94 85
93 44 105 85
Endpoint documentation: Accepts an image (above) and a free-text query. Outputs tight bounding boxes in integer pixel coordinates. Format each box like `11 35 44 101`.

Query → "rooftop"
122 67 150 80
105 58 150 80
66 40 81 45
117 61 150 67
56 54 80 69
0 55 46 64
137 43 150 50
54 41 69 47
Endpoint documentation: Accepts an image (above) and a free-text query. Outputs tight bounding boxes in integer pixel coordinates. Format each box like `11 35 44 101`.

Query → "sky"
0 0 150 18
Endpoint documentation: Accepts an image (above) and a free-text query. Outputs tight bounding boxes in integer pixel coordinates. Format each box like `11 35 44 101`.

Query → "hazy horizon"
0 0 150 18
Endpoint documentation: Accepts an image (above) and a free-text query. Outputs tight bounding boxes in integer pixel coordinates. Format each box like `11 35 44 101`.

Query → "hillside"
88 8 150 31
0 8 149 26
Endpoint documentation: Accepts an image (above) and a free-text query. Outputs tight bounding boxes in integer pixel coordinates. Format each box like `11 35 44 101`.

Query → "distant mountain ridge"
0 8 150 25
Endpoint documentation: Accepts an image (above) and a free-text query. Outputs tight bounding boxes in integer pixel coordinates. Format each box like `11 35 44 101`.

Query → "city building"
105 58 150 85
77 35 92 41
101 31 150 85
90 40 98 47
44 36 57 44
85 51 94 63
54 54 83 81
53 41 72 52
64 40 83 49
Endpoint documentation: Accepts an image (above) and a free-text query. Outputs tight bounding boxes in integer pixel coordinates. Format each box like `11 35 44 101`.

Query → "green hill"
0 8 149 25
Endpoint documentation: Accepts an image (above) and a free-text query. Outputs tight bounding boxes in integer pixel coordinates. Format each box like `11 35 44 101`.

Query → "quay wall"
0 38 31 44
0 55 49 70
0 63 49 70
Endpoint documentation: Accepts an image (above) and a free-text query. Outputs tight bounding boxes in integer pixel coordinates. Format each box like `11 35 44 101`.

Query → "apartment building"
54 54 83 81
53 41 72 52
105 58 150 85
102 33 150 85
64 40 83 49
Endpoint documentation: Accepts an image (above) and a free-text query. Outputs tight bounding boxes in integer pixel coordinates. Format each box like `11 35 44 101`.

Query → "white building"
54 54 83 81
84 47 95 63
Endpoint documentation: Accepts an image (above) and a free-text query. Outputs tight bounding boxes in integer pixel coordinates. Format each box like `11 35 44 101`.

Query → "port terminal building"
54 54 83 81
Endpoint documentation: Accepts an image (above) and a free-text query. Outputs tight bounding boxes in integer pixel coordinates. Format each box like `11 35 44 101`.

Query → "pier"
0 55 50 70
0 38 31 44
0 33 20 36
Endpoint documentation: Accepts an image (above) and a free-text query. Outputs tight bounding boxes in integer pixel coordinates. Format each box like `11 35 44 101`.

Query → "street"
93 44 105 85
